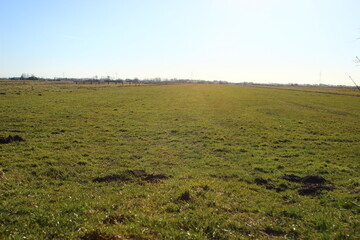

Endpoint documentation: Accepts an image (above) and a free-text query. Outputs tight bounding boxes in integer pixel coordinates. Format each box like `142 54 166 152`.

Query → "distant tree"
125 79 132 85
133 78 140 86
20 73 28 80
28 75 38 80
116 79 124 86
20 73 38 80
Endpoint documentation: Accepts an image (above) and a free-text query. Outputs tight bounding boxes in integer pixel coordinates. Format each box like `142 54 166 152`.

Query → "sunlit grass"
0 83 359 239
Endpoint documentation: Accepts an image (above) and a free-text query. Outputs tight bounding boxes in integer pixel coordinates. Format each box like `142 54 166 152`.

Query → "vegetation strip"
251 85 360 97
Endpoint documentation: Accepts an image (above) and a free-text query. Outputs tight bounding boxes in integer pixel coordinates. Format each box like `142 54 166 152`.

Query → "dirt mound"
255 177 269 185
301 175 327 184
281 174 334 195
93 170 171 184
282 174 328 184
254 178 287 192
177 190 191 202
0 135 25 144
93 174 131 183
79 231 121 240
298 184 334 195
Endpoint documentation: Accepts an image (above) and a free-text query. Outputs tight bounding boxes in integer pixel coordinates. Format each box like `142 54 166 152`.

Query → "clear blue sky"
1 0 359 85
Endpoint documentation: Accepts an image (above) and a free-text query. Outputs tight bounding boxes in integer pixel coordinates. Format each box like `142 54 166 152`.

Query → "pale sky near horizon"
1 0 359 85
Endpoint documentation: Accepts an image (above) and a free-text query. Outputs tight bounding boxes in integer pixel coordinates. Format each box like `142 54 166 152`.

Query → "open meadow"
0 83 359 239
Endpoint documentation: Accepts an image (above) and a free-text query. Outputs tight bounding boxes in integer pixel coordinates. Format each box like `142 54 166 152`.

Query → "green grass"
0 83 359 239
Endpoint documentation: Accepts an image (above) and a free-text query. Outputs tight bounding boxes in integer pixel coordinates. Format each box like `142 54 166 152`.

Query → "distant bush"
20 73 38 80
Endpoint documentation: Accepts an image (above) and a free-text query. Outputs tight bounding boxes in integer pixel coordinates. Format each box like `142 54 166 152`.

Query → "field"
0 83 359 239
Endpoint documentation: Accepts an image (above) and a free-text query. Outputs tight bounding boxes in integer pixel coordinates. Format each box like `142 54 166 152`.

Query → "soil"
92 174 131 183
177 190 191 202
298 184 335 195
254 177 269 185
254 178 286 192
301 175 327 184
281 174 334 195
0 135 25 144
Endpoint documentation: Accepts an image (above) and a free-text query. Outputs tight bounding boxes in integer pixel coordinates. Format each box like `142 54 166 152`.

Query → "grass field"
0 83 359 239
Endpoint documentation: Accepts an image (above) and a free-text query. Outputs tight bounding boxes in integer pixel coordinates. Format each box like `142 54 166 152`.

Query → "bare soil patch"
0 135 25 144
254 177 287 192
177 190 191 202
281 174 334 195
